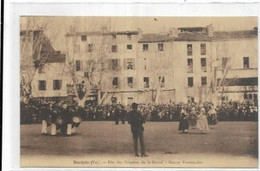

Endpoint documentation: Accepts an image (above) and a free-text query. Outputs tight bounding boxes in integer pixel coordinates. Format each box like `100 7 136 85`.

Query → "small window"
81 35 87 41
112 45 117 52
201 58 207 72
127 77 133 88
158 43 164 51
144 77 149 88
112 77 118 88
75 60 81 71
187 59 193 73
243 57 249 69
38 80 46 91
200 43 206 55
159 76 165 87
188 77 193 87
53 80 62 90
38 65 45 74
127 44 132 50
201 77 207 86
187 44 192 56
126 58 135 70
143 44 149 51
111 59 119 71
88 44 94 52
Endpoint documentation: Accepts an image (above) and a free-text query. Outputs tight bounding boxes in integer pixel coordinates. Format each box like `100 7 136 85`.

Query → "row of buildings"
20 24 258 105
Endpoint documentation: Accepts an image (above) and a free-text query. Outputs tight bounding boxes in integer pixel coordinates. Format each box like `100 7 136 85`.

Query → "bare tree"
207 41 241 106
64 19 112 107
148 43 172 104
20 17 54 103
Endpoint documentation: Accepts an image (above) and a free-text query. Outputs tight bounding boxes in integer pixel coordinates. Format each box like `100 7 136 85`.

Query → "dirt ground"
20 121 258 168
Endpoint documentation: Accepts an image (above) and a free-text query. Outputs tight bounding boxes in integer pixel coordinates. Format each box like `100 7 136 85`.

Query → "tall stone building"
29 25 258 105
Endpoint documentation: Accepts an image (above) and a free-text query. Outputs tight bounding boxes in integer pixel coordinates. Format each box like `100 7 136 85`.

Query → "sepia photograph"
19 16 258 168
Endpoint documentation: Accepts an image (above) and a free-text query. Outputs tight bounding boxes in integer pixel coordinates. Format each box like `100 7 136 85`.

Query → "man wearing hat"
127 102 148 157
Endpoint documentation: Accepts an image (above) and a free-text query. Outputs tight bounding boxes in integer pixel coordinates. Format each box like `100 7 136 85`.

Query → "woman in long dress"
188 105 197 129
178 107 189 133
208 105 218 129
197 105 209 134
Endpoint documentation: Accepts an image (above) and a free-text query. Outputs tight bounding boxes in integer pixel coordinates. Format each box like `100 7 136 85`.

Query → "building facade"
27 26 258 105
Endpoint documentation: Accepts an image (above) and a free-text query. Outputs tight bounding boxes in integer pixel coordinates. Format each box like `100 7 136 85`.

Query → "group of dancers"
178 104 217 134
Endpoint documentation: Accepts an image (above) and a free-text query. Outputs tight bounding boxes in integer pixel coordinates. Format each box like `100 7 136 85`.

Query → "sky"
20 17 257 52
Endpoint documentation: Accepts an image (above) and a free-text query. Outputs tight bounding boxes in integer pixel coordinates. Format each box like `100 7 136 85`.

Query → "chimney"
206 24 214 37
169 28 179 37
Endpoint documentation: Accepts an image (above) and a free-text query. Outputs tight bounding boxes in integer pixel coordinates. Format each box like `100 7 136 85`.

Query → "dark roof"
138 34 175 43
175 33 212 41
45 52 66 63
213 30 257 40
178 27 205 29
66 30 139 37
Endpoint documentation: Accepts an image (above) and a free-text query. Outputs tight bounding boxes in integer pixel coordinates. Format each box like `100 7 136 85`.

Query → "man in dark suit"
128 103 148 157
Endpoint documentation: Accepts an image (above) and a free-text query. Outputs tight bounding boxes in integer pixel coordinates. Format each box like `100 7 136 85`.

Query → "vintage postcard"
19 16 258 168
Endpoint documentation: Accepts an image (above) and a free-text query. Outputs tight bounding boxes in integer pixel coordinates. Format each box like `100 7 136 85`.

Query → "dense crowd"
20 98 258 124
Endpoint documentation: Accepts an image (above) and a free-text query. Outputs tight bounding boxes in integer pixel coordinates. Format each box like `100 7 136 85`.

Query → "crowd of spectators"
20 98 258 124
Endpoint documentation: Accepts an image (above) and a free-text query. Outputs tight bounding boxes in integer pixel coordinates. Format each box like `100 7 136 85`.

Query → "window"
88 44 94 52
125 58 135 70
249 94 253 99
112 77 118 88
254 94 257 100
222 57 228 69
144 77 149 88
53 80 62 90
143 44 149 51
200 43 206 55
111 59 120 71
159 76 165 87
201 77 207 86
201 58 207 72
187 59 193 73
38 65 45 74
187 44 192 56
127 44 132 50
188 77 193 87
75 60 81 71
158 43 164 51
127 33 131 40
112 45 117 52
127 77 133 88
38 80 46 91
81 35 87 41
243 57 249 69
